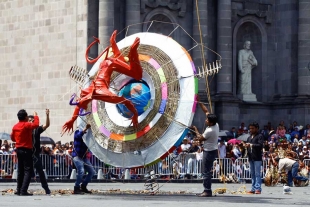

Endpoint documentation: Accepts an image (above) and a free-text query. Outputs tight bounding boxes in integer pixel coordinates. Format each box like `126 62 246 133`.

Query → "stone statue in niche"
238 40 258 102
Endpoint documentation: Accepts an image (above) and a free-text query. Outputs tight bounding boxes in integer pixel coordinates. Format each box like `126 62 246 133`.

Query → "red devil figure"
62 30 142 135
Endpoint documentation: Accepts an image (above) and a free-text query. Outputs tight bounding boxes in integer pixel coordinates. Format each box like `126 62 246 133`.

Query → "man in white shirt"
180 138 191 152
232 145 242 159
180 138 192 175
276 157 308 187
218 140 226 159
193 96 219 197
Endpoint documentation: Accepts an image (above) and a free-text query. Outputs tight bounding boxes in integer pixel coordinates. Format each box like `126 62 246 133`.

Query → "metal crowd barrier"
1 154 309 180
144 156 268 180
0 154 15 178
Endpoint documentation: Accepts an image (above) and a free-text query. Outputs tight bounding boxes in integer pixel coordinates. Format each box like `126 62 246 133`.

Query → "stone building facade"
0 0 88 142
1 0 310 142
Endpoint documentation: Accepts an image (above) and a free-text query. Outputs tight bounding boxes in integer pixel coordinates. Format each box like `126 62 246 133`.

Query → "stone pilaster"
87 0 99 71
98 0 115 50
273 0 298 102
192 0 208 92
216 0 232 95
297 0 310 97
126 0 141 35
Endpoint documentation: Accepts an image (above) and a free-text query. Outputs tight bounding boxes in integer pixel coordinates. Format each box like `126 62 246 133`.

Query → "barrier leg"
97 169 103 180
70 169 77 179
124 169 131 180
12 169 18 179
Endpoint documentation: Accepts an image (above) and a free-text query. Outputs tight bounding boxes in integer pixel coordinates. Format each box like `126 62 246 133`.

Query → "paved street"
0 182 309 207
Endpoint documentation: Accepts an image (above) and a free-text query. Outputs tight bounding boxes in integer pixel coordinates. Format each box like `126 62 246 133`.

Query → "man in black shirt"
246 122 264 194
29 109 51 195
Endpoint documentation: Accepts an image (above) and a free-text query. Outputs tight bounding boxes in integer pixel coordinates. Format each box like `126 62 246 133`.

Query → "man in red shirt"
11 109 39 196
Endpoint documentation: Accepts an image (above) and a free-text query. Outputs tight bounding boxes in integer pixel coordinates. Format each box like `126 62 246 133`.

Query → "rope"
193 2 246 195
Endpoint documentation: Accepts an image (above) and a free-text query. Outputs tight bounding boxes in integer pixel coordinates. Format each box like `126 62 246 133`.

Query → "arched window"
143 8 179 41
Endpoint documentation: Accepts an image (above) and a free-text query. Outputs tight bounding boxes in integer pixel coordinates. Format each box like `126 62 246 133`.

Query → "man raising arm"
29 109 51 195
196 95 209 116
192 96 219 197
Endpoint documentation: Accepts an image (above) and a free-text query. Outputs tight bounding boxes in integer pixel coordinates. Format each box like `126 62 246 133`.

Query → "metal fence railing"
0 154 15 177
1 154 309 180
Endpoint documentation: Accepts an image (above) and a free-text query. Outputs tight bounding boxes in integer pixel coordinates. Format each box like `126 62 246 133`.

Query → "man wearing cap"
180 138 191 152
297 141 303 150
0 145 9 155
11 109 39 196
218 139 226 159
180 137 192 177
302 146 309 158
300 136 307 146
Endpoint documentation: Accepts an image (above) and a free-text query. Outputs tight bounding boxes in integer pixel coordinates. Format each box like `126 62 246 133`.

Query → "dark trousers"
202 149 217 192
33 154 49 190
16 148 33 193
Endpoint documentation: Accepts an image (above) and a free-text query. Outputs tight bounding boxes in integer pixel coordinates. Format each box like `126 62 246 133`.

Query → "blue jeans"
202 150 217 192
288 162 308 186
186 156 197 174
249 160 262 192
73 157 95 187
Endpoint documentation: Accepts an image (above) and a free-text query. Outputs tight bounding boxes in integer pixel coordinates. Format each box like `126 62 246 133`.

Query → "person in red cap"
11 109 39 196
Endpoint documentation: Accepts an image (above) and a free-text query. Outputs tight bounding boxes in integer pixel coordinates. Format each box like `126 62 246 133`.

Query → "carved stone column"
126 0 141 35
98 0 114 50
216 0 232 96
192 0 208 92
297 0 310 97
87 0 99 71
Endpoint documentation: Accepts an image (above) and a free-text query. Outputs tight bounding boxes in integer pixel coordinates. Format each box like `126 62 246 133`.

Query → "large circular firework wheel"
79 32 197 167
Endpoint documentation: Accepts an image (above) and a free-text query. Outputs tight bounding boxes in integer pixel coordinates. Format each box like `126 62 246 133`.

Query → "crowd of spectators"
160 120 310 181
0 140 15 155
39 141 74 177
2 120 310 181
0 140 76 178
0 139 74 156
0 139 114 179
0 139 17 176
